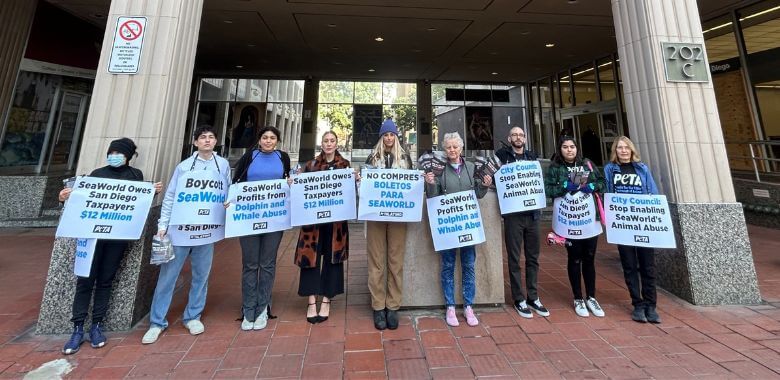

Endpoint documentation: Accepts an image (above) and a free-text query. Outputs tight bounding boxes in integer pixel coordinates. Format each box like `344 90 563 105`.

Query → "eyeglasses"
510 133 525 138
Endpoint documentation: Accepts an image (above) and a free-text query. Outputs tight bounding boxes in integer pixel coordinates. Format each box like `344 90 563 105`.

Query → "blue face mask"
107 154 126 167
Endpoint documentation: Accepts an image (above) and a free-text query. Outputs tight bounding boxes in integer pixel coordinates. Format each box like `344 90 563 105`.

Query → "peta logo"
458 234 473 243
253 222 268 230
523 199 536 207
379 211 403 217
568 229 582 236
92 225 112 233
317 211 331 219
634 235 650 243
198 209 210 216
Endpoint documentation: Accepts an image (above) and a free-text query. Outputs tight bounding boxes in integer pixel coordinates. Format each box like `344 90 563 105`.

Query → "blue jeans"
150 244 214 328
440 245 476 307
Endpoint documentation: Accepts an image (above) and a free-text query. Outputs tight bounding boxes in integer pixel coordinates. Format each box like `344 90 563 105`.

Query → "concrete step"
40 208 62 217
0 216 60 228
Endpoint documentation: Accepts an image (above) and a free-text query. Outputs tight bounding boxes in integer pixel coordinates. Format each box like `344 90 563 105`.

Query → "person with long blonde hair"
365 118 413 330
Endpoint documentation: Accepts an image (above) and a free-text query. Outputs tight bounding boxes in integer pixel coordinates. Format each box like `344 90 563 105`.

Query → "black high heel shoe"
317 300 330 323
306 303 320 324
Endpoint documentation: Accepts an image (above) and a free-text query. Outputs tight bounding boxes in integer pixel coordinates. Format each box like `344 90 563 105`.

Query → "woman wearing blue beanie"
364 118 413 330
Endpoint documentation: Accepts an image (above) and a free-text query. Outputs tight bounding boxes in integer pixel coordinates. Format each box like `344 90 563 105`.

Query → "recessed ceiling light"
327 23 337 27
368 68 376 72
330 46 340 50
491 72 499 75
374 37 384 42
411 49 422 53
223 20 233 24
568 0 579 3
520 31 531 35
490 52 498 55
247 44 256 47
332 61 342 65
235 65 243 68
426 27 437 31
545 43 555 47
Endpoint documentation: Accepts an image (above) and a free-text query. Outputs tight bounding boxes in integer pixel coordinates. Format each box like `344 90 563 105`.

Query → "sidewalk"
0 224 778 379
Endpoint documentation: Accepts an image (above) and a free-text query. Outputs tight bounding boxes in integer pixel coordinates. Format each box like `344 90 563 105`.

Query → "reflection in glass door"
42 92 89 172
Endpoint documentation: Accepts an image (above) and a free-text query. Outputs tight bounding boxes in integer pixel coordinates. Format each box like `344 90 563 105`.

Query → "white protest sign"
290 168 356 226
225 179 291 238
108 16 146 74
426 190 486 251
74 238 97 277
358 169 424 222
167 224 225 246
605 194 676 248
56 177 154 239
552 192 603 239
168 170 229 226
494 161 546 214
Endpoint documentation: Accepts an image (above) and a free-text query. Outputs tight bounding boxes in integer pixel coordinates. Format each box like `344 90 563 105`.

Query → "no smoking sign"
108 16 147 74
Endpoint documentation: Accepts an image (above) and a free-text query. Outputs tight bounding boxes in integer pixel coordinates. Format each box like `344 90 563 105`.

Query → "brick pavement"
0 224 778 379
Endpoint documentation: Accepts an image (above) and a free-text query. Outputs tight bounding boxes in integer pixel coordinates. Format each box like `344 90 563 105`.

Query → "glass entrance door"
42 91 89 173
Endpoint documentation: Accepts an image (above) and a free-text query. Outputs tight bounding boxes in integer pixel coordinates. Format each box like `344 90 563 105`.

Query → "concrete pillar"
416 80 433 155
37 0 204 334
611 0 760 304
0 0 37 133
298 79 319 162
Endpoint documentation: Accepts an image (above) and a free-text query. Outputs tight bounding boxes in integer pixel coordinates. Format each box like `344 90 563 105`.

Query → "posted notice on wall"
552 192 603 239
225 179 291 238
290 168 356 226
494 161 546 214
167 224 225 246
56 177 154 239
108 16 146 74
426 190 486 251
74 238 97 277
168 170 229 226
605 194 676 248
358 169 424 222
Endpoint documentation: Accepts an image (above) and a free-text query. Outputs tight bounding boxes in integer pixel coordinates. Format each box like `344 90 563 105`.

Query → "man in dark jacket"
495 126 549 319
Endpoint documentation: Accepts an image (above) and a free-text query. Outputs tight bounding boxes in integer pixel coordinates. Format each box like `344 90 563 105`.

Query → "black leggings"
71 240 128 325
566 236 598 300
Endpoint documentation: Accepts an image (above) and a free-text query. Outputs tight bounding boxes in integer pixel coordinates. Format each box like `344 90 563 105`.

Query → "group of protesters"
57 117 662 356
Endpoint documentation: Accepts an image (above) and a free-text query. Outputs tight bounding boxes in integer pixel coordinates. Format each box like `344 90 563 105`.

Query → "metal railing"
731 140 780 182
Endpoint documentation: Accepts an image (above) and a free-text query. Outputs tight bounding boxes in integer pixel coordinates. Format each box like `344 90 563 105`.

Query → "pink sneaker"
445 306 459 326
464 306 479 326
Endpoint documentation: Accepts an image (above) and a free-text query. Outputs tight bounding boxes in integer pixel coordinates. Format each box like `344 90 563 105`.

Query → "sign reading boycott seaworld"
358 169 424 222
290 168 356 226
494 161 546 214
552 191 603 239
168 170 228 225
56 177 154 239
225 179 291 238
605 194 676 248
426 190 485 251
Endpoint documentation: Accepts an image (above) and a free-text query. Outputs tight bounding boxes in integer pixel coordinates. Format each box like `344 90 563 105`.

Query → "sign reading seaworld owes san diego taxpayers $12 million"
225 179 291 238
56 177 155 239
358 169 425 222
168 170 229 226
494 161 546 214
604 193 676 248
289 168 357 226
426 190 486 251
552 191 603 239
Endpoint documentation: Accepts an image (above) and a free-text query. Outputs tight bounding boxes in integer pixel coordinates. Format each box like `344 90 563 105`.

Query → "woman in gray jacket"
424 132 492 327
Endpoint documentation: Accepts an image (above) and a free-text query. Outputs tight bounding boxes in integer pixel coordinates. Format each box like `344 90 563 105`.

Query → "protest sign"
426 190 486 251
74 238 97 277
56 177 154 239
358 169 424 222
494 161 546 214
605 193 676 248
168 170 229 226
552 191 603 239
167 224 225 246
290 168 356 226
225 179 291 238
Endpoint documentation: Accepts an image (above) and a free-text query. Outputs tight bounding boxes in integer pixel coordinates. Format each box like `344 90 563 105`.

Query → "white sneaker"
142 326 163 344
586 297 605 317
241 317 254 331
574 299 589 317
253 309 268 330
185 319 205 335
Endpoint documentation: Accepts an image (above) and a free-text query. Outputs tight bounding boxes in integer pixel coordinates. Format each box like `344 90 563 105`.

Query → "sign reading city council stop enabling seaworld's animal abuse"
289 168 357 226
605 193 676 248
56 177 155 239
358 169 424 222
426 190 486 251
494 161 546 214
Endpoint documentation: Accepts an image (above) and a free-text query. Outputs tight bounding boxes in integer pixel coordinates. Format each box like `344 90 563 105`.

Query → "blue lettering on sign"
176 192 226 203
